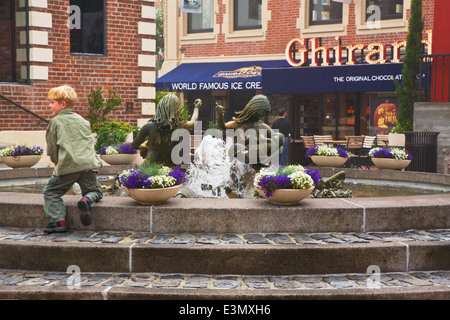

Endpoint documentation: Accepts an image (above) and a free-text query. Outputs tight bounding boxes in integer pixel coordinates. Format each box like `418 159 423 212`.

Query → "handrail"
0 93 49 124
419 53 450 103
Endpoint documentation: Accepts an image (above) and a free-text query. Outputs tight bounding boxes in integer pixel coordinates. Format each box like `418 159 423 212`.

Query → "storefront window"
322 94 338 137
366 0 403 21
369 94 399 135
0 0 28 83
188 0 214 33
295 95 320 137
309 0 343 25
234 0 262 31
69 0 106 55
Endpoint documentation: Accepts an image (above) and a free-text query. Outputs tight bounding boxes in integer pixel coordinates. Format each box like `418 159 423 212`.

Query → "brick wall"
0 0 155 131
179 0 435 60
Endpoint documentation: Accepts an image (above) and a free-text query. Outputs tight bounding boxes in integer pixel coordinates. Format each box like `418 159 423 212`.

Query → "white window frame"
355 0 410 35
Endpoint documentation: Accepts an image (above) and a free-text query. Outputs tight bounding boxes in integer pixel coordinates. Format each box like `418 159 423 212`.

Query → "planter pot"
125 184 182 205
388 133 405 147
101 153 137 165
311 156 348 167
371 158 411 170
257 187 314 205
1 155 42 168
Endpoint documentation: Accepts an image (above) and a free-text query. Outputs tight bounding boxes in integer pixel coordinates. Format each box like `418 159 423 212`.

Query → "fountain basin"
0 166 449 234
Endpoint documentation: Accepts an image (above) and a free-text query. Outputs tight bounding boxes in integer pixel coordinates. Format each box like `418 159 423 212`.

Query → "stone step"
0 268 449 300
1 193 449 233
1 227 449 275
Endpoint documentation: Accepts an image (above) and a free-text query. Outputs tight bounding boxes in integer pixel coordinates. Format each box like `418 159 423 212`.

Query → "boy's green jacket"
46 108 102 176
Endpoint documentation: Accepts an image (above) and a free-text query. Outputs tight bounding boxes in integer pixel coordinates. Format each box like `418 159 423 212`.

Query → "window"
366 0 403 21
234 0 262 31
0 0 28 83
69 0 106 55
309 0 342 25
187 0 214 33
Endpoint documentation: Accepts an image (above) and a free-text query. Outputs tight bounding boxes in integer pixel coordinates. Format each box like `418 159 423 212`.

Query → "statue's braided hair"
152 94 183 132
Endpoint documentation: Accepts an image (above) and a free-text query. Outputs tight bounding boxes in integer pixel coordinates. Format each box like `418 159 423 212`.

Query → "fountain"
182 135 255 198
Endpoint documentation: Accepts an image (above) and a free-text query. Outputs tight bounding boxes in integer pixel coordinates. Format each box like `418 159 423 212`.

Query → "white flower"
0 146 14 157
105 146 119 155
390 148 409 160
158 166 171 175
148 175 176 188
317 145 339 157
289 171 314 189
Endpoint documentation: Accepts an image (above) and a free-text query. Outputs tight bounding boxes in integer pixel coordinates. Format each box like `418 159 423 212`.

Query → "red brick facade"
175 0 435 62
0 0 155 131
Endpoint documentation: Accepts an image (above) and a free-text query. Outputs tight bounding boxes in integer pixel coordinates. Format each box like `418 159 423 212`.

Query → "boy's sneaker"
78 197 92 226
43 221 68 233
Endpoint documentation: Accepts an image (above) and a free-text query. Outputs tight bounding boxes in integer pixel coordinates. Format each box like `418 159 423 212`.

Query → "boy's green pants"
43 170 103 223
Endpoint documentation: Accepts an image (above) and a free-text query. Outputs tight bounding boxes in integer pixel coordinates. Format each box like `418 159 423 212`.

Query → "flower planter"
1 155 42 168
101 153 137 165
257 187 314 205
125 184 182 205
371 158 411 170
311 156 347 167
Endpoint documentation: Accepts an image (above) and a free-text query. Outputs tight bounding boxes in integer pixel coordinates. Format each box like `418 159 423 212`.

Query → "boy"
43 85 103 233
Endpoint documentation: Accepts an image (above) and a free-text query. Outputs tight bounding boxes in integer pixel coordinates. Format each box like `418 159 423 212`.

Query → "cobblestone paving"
0 227 448 291
0 269 449 290
0 227 449 245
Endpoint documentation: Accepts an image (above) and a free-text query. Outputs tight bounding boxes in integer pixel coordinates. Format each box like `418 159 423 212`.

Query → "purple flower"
337 148 348 158
99 142 138 155
372 149 393 158
116 142 138 154
306 146 318 156
10 145 43 156
257 174 291 197
168 166 187 185
304 168 321 185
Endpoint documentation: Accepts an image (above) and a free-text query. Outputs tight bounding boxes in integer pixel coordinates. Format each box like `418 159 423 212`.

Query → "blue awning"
262 63 404 94
156 60 290 91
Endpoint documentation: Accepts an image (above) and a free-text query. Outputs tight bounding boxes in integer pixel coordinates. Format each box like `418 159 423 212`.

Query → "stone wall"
414 102 450 173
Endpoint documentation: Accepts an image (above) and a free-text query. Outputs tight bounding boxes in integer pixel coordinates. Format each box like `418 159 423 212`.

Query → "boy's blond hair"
48 85 77 108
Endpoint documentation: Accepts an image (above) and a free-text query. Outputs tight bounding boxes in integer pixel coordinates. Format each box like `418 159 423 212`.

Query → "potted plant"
253 165 317 205
306 145 349 167
98 142 139 165
118 162 187 204
0 145 44 168
369 147 412 170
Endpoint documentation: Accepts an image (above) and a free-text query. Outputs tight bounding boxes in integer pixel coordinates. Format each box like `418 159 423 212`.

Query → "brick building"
156 0 438 163
0 0 156 140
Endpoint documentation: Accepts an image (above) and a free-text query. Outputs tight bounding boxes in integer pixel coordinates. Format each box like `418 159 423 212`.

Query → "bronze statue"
131 94 201 166
215 94 284 166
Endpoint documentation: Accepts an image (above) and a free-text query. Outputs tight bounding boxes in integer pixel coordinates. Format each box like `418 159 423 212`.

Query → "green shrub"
88 87 122 131
95 121 132 151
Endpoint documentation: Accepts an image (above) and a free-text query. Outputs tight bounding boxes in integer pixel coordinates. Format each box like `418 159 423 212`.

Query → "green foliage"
94 121 132 151
393 0 424 132
155 1 164 72
139 161 167 177
88 87 122 131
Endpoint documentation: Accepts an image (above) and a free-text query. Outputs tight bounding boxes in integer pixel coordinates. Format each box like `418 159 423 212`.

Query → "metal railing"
0 93 49 124
419 53 450 103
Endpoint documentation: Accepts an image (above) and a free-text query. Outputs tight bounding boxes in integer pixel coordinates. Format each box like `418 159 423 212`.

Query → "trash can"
404 131 440 173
